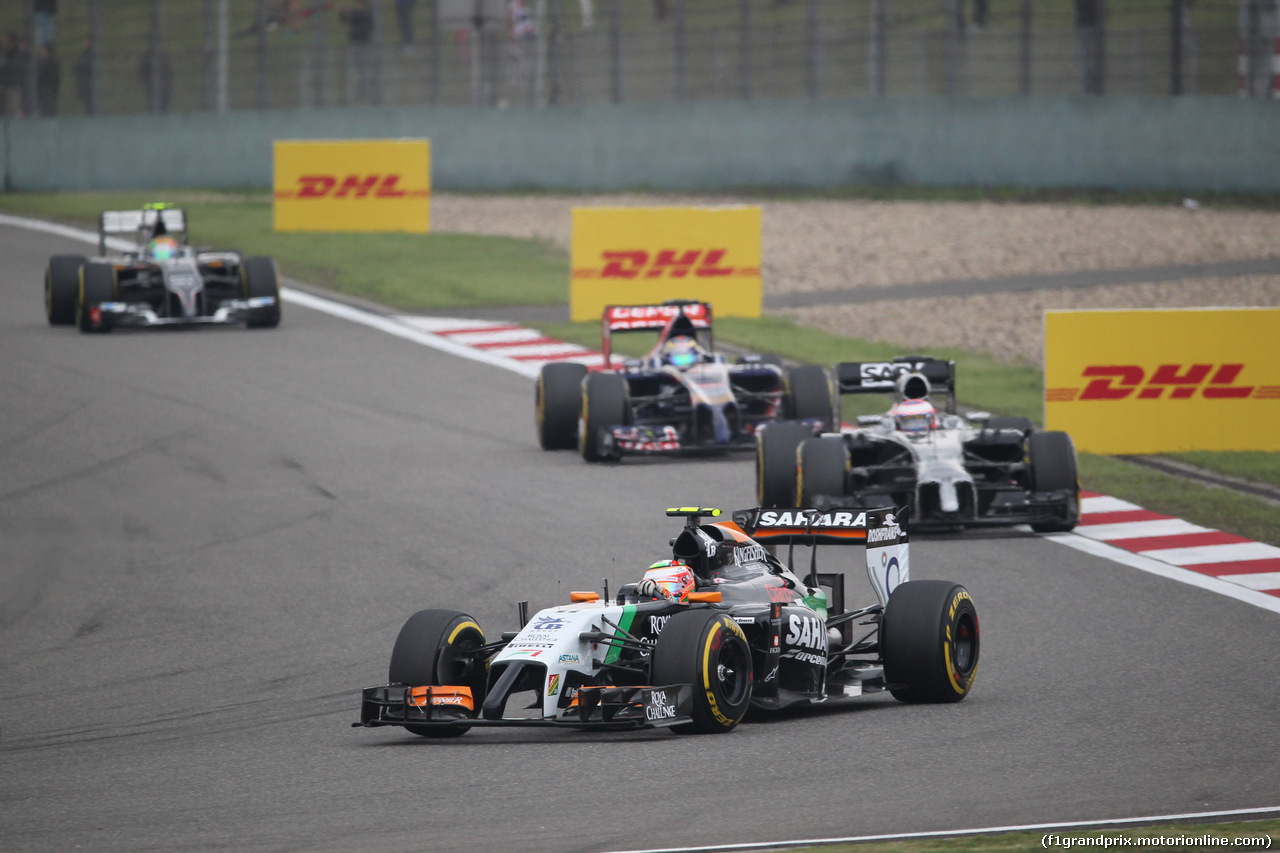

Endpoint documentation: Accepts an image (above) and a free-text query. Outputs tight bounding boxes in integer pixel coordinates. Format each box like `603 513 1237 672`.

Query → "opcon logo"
573 249 758 280
275 173 429 200
1048 364 1280 402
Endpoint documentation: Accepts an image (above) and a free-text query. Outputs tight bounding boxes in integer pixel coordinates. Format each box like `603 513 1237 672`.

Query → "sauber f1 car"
44 204 281 333
756 356 1080 533
355 505 979 737
535 301 836 461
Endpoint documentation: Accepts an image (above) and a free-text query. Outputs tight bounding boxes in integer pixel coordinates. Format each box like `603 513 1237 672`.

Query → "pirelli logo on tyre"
1044 308 1280 453
570 206 762 322
273 139 431 233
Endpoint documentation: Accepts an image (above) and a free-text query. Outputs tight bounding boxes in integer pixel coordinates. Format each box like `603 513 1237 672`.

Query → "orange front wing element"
406 685 474 712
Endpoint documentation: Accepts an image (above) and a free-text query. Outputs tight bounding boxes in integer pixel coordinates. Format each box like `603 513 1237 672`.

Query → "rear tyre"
242 256 281 329
388 609 488 737
76 262 116 334
1028 431 1080 533
756 421 811 507
579 372 629 462
536 363 588 450
787 365 836 432
650 610 752 734
882 580 979 704
796 436 849 507
46 254 85 325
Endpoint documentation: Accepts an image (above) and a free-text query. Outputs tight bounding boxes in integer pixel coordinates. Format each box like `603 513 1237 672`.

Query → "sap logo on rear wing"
756 510 868 528
836 359 955 394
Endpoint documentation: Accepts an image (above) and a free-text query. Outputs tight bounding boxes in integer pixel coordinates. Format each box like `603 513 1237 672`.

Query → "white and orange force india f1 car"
355 506 979 737
43 205 281 333
535 301 836 461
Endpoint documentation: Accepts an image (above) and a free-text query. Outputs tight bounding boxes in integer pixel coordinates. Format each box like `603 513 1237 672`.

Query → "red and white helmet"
642 560 696 602
889 398 937 433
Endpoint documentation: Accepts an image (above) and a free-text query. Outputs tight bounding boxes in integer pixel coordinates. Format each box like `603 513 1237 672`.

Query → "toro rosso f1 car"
757 356 1079 533
355 505 979 737
44 204 281 333
536 301 836 461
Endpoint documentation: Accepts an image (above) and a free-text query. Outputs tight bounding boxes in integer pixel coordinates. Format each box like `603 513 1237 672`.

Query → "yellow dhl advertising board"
570 206 762 322
273 139 430 233
1045 308 1280 453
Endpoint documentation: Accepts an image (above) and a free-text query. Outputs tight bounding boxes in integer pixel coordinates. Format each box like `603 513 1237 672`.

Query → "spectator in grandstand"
1075 0 1104 94
36 44 59 116
2 31 29 118
138 47 173 112
340 0 377 103
395 0 417 45
35 0 57 48
73 36 92 114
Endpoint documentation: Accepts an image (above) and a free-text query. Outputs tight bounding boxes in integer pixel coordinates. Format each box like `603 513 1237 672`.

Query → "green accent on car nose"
603 605 636 666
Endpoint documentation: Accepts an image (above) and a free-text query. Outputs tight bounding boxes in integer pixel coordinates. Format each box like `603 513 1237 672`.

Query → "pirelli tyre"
756 421 811 507
536 362 587 450
579 372 629 462
77 262 117 333
46 254 86 325
242 256 281 329
1028 430 1081 533
796 435 849 507
650 610 752 734
787 364 836 432
388 609 488 738
881 580 979 704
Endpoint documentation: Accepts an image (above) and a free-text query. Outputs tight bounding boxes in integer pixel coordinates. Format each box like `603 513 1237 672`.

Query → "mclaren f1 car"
44 204 281 333
354 505 980 737
756 356 1079 532
536 301 835 461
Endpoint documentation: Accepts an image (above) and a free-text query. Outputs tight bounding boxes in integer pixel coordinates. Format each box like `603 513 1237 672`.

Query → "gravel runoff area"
432 194 1280 367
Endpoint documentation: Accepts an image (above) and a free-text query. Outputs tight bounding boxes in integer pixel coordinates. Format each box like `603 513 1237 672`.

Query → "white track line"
597 805 1280 853
1045 534 1280 614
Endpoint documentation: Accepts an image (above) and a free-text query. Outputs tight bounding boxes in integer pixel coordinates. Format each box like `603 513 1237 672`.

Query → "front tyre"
1028 431 1080 533
242 256 281 329
650 610 752 734
388 609 487 737
787 364 836 432
46 254 86 325
796 435 849 507
536 362 587 450
756 421 811 507
77 262 116 333
882 580 979 704
579 372 629 462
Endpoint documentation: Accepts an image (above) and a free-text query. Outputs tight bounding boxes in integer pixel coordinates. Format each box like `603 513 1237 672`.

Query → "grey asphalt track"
2 224 1278 853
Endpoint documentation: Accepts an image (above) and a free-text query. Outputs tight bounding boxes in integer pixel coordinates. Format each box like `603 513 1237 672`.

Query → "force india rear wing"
834 356 957 414
733 506 909 607
99 207 188 255
600 300 713 367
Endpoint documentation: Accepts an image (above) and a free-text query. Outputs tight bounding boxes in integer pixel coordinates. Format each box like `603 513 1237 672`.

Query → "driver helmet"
642 560 696 602
890 398 937 434
661 336 703 369
147 236 179 262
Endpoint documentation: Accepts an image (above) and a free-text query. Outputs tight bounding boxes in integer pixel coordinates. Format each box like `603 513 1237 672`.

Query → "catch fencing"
0 0 1272 119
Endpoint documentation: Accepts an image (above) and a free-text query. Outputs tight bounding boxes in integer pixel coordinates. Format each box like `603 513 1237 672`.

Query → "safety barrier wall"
3 96 1279 193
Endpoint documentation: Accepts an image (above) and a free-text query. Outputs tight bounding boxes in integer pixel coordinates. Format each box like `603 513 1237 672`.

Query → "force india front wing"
358 682 697 732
